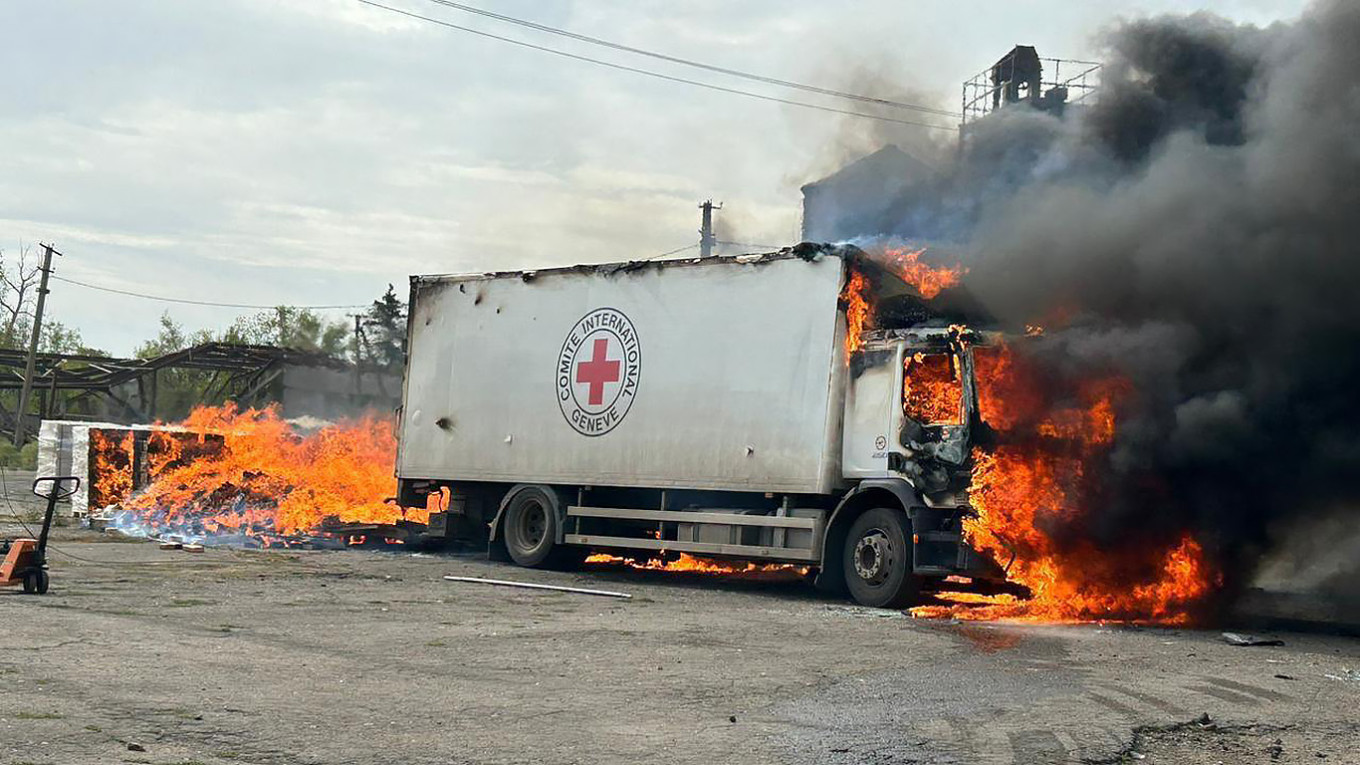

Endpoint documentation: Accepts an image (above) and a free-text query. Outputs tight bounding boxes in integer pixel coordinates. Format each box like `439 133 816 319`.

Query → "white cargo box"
398 251 852 494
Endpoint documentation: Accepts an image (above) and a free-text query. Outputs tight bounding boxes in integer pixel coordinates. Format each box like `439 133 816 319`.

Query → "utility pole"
351 314 363 396
698 200 722 258
275 306 288 347
13 243 59 446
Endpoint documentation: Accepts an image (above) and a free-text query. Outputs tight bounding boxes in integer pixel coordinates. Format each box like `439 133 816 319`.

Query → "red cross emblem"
575 337 621 406
557 308 641 436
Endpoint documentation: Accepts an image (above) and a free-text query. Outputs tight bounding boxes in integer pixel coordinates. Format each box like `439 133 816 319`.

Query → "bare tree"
0 243 40 349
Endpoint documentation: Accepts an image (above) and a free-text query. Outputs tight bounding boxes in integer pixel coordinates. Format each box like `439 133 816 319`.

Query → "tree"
134 313 216 419
41 321 101 355
362 284 406 369
0 243 39 349
0 243 106 435
136 313 212 359
223 306 349 355
0 243 103 356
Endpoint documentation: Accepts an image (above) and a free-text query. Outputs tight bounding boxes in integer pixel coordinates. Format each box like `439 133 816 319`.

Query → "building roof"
800 145 937 193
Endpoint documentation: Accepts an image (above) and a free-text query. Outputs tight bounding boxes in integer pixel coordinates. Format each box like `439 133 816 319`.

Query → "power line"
416 0 961 119
50 275 366 311
642 243 700 261
717 240 783 251
55 247 704 307
354 1 959 132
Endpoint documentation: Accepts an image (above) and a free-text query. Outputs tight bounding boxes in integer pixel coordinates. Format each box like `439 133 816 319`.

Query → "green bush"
18 441 37 470
0 441 39 469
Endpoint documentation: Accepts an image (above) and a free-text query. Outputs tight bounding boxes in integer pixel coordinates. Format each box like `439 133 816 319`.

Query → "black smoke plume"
836 0 1360 614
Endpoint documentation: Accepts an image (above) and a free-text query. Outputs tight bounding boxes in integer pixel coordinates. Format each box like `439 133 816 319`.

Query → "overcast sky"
0 0 1310 355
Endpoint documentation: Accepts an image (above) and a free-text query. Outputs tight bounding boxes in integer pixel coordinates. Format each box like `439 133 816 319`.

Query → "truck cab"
831 326 1005 606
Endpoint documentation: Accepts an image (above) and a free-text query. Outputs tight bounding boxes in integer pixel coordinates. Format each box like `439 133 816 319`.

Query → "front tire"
843 508 919 608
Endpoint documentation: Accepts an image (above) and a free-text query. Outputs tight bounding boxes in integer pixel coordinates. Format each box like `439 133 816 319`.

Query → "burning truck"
396 243 1051 607
84 1 1360 623
86 241 1209 620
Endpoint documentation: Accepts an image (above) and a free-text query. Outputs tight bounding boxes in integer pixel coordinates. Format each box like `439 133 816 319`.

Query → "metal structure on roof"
0 343 352 431
961 45 1102 129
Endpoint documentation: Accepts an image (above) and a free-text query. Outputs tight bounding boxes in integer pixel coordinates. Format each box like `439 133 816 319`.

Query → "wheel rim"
513 501 547 551
852 528 896 586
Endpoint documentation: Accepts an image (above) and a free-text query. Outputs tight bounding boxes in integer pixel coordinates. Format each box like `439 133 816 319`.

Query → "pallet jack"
0 476 80 595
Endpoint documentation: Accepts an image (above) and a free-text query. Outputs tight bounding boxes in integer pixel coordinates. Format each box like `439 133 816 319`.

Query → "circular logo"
556 307 641 436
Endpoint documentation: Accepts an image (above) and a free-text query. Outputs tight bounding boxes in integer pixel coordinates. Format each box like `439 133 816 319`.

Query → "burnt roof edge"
411 243 865 285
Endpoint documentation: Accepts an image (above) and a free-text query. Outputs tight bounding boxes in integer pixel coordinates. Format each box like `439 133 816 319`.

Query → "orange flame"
882 247 965 299
841 271 870 359
911 342 1216 623
840 249 964 361
89 430 135 510
113 404 426 542
904 352 962 424
585 553 807 576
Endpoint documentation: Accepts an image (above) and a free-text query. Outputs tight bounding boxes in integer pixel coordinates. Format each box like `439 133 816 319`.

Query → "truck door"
842 344 904 479
899 342 976 493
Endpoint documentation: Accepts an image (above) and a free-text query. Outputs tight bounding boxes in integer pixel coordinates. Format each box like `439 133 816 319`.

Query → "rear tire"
843 508 920 608
502 488 563 568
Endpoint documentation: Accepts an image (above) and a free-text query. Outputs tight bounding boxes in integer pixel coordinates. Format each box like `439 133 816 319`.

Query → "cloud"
0 0 1310 353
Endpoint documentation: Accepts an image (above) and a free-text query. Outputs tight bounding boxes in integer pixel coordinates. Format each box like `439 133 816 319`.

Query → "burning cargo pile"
36 420 222 517
74 405 426 546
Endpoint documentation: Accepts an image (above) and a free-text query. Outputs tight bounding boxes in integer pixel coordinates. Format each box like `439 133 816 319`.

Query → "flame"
911 342 1216 623
109 404 427 544
586 552 807 576
840 271 870 359
881 247 965 299
904 352 962 424
840 249 964 361
89 430 135 510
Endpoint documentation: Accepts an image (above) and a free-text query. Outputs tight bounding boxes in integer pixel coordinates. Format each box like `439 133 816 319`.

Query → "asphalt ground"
0 514 1357 765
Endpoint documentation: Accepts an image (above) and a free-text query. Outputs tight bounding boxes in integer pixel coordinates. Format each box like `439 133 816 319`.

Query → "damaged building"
801 46 1101 245
3 342 400 441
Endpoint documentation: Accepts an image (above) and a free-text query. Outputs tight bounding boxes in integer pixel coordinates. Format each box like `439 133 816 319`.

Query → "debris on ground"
1322 669 1358 684
443 575 632 599
1222 632 1285 647
822 604 907 618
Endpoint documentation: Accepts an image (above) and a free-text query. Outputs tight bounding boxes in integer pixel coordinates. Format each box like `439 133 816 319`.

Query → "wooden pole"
13 243 57 446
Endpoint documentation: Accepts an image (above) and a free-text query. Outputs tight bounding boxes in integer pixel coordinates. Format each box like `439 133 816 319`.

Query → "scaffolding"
961 46 1102 130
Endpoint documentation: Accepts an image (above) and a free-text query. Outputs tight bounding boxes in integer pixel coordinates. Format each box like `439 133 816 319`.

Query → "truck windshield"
903 352 963 426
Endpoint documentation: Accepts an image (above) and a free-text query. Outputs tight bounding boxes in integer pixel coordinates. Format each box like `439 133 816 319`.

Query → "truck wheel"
502 488 560 568
843 508 919 608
